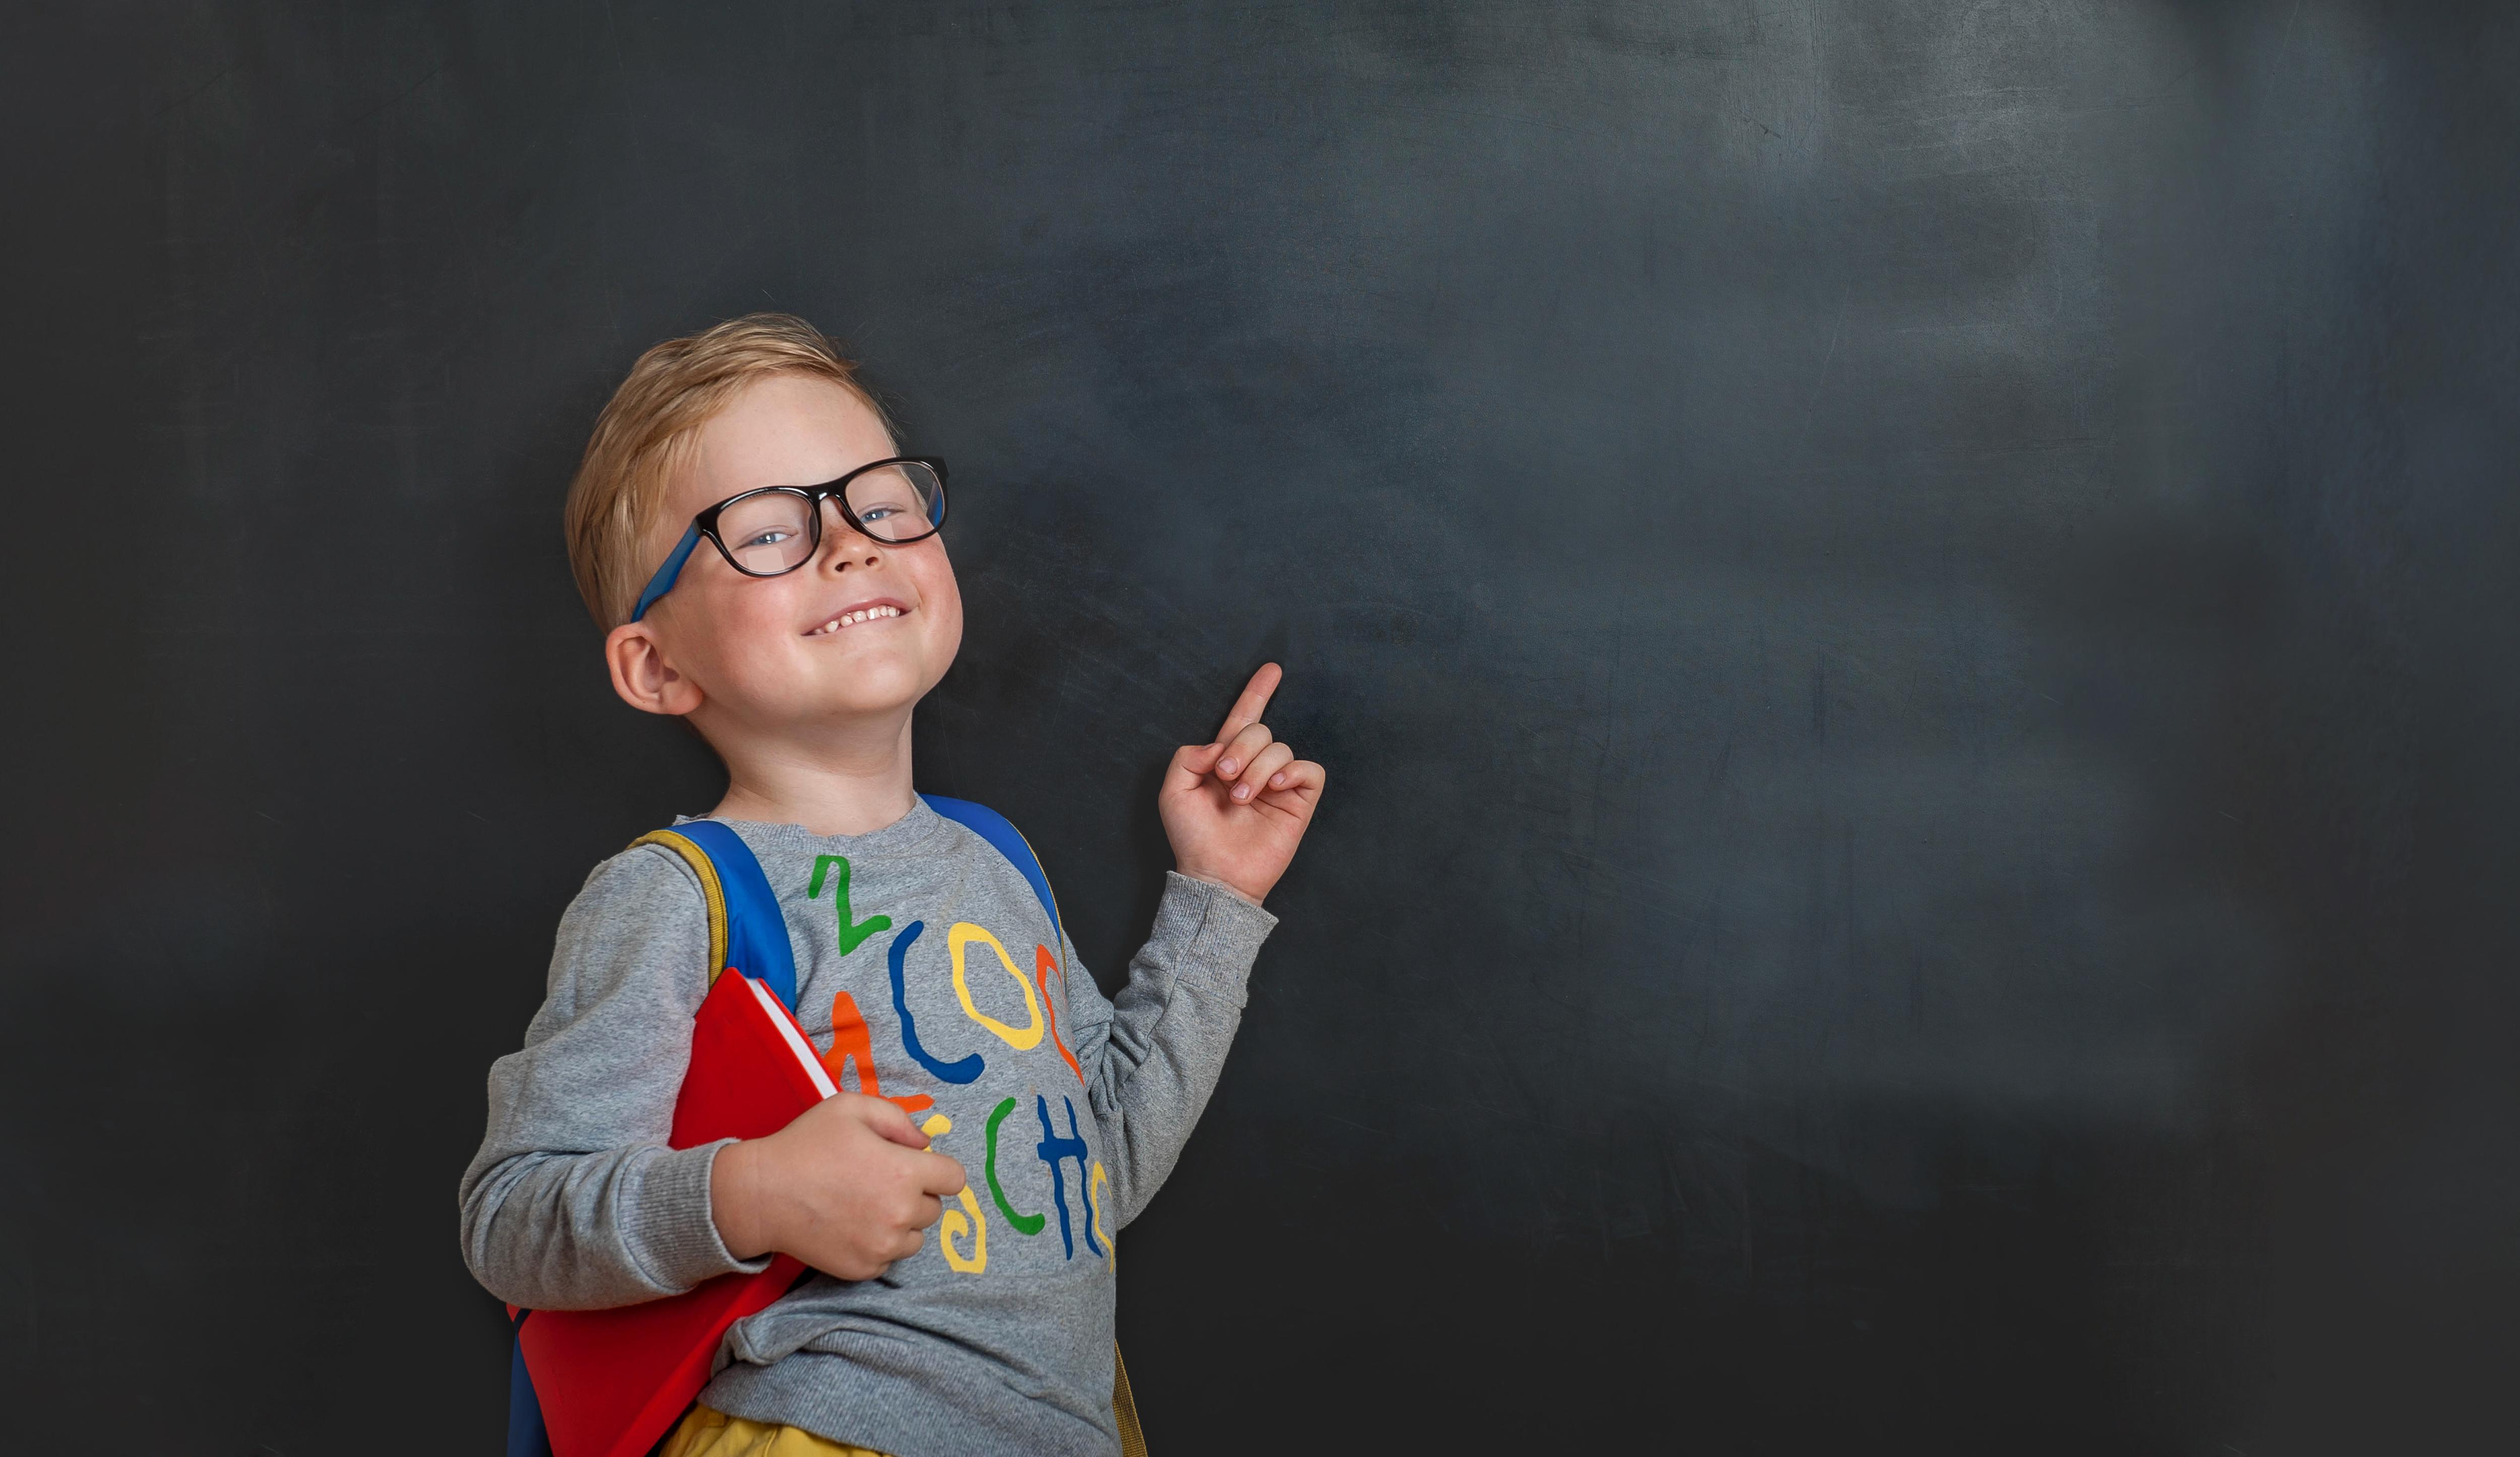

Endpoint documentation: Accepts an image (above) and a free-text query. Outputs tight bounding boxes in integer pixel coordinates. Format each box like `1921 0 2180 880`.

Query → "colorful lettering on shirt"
821 990 931 1114
1034 1095 1102 1260
888 921 982 1084
984 1097 1047 1236
808 854 893 956
790 859 1123 1283
923 1113 988 1274
947 923 1043 1051
1036 945 1085 1085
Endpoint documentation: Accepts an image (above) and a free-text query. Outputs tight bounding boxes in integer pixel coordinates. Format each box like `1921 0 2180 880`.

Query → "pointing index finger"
1214 662 1284 745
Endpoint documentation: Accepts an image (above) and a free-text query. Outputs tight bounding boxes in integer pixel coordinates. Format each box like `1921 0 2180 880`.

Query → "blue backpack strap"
505 1307 554 1457
921 794 1063 951
644 819 800 1012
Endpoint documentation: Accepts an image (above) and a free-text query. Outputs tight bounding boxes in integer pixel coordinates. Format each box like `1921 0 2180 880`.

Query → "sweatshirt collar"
674 795 948 860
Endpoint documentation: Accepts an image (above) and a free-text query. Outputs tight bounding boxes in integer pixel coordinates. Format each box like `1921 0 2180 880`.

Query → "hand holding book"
712 1094 968 1280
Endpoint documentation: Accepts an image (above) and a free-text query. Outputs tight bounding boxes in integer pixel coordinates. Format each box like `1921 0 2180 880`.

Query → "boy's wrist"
709 1139 772 1260
1174 867 1269 908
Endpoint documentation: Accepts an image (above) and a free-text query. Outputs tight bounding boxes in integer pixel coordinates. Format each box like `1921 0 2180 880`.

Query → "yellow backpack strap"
1114 1342 1148 1457
630 829 731 987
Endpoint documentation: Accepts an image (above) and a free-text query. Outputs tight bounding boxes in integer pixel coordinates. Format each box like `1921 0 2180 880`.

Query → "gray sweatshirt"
459 801 1275 1457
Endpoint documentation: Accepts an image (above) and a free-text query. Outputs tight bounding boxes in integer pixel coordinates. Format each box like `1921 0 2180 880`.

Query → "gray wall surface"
5 2 2515 1450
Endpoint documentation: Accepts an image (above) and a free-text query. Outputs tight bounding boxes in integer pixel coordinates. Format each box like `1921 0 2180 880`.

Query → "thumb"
856 1095 931 1150
917 1151 971 1198
1166 741 1226 794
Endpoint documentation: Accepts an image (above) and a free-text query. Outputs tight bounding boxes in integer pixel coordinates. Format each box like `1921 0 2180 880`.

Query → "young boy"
459 314 1323 1457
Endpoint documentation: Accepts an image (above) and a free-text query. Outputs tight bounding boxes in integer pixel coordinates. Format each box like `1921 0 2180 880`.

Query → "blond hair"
563 313 892 628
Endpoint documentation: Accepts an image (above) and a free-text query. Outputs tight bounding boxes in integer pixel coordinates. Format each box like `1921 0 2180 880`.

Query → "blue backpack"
504 797 1147 1457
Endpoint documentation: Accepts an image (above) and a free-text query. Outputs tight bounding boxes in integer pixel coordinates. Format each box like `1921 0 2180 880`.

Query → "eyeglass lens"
715 462 944 576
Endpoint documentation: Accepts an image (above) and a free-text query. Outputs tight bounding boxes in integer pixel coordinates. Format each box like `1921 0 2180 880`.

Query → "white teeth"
808 606 904 636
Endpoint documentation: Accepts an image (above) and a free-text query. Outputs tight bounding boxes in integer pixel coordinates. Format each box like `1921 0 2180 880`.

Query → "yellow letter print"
947 923 1043 1050
1088 1160 1115 1271
923 1113 989 1274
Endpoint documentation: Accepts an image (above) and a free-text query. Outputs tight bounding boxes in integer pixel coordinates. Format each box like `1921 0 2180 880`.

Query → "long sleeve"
457 845 770 1310
1062 871 1278 1230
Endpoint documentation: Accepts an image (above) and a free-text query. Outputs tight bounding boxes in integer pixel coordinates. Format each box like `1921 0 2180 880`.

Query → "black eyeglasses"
630 456 948 622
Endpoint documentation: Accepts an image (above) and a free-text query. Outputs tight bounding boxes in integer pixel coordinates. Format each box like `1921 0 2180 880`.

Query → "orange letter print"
822 990 932 1115
1036 945 1084 1085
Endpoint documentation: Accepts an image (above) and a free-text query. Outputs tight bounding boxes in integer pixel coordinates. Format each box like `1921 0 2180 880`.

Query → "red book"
517 972 837 1457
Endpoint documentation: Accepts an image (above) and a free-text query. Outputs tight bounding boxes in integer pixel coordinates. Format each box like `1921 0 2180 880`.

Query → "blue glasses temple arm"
628 523 704 624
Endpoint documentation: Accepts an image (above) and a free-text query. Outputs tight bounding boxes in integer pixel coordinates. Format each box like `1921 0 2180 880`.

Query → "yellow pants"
658 1346 1145 1457
657 1406 891 1457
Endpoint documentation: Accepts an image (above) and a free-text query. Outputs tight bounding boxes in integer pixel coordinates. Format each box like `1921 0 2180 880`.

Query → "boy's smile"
803 598 909 636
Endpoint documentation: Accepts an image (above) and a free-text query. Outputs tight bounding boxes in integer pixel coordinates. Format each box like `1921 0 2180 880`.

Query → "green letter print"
808 854 892 955
985 1097 1046 1236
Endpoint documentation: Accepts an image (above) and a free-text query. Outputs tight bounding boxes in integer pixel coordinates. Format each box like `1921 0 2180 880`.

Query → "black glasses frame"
688 455 950 579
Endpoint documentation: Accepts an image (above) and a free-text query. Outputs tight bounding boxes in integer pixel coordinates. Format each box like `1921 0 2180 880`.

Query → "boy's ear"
605 622 704 717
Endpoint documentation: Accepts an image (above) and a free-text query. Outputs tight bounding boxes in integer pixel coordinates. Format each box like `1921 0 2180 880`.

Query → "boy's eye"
838 461 941 540
739 528 797 549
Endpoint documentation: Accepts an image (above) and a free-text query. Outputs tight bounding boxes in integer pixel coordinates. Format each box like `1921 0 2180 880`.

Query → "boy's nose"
818 495 883 571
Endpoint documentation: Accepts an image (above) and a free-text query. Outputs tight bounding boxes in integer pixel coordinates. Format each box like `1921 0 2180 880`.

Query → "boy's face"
616 373 963 736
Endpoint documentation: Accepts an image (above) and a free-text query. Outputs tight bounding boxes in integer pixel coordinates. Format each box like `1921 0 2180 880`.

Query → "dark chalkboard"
5 2 2516 1451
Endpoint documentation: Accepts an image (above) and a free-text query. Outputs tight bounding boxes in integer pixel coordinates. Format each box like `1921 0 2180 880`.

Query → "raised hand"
1158 663 1326 905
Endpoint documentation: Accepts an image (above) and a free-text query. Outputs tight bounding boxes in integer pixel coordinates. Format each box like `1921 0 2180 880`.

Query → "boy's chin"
701 647 947 735
793 658 939 722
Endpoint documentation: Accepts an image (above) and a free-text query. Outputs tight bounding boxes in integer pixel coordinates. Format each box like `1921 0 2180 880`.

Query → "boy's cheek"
929 612 964 687
910 556 964 669
672 598 807 696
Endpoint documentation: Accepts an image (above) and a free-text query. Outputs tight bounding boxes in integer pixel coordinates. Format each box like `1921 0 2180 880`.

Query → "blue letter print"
1033 1094 1102 1260
889 921 982 1084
